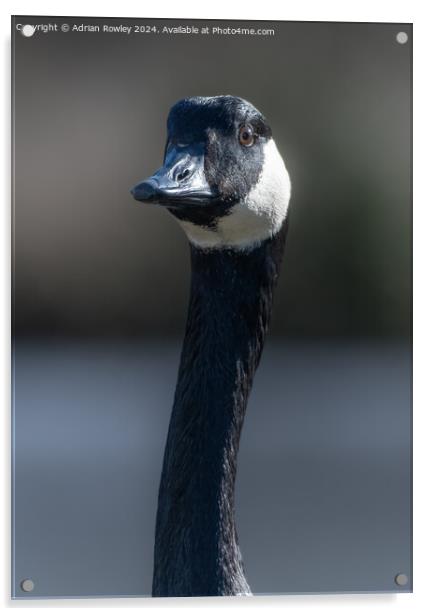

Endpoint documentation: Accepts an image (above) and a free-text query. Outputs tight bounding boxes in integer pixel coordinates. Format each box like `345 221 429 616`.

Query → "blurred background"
12 17 412 598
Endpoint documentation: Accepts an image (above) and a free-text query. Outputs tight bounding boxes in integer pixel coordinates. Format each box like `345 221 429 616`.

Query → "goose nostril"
177 168 190 182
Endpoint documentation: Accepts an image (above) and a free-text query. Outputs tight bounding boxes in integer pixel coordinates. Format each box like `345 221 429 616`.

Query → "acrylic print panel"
11 16 412 598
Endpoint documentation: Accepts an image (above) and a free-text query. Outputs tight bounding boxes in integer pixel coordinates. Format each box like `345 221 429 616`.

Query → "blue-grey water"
12 340 412 598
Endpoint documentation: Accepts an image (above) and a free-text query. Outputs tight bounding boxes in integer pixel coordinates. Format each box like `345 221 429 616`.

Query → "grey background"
12 17 412 598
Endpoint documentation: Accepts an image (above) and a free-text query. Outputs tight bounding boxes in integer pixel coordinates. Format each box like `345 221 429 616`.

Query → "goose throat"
152 217 288 597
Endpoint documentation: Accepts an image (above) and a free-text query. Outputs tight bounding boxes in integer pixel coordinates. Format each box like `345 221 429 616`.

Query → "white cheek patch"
176 138 291 251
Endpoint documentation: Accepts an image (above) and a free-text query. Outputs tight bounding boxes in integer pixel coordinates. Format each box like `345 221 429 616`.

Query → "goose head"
131 95 291 250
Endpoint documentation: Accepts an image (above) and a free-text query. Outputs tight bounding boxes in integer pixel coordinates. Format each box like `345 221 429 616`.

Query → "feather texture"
152 216 289 596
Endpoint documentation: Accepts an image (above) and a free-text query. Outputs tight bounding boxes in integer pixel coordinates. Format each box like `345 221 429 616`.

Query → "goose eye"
238 125 255 147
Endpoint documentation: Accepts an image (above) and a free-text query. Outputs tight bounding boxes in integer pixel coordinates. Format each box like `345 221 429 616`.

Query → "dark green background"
13 18 412 340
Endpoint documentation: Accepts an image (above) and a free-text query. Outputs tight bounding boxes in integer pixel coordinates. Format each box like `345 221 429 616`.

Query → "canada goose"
131 95 291 597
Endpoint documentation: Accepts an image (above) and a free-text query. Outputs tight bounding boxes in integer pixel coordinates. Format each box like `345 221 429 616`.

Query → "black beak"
131 143 216 207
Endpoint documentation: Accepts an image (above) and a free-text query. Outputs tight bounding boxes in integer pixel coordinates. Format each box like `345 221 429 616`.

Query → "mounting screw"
20 578 35 592
396 32 408 44
394 573 408 587
21 25 36 38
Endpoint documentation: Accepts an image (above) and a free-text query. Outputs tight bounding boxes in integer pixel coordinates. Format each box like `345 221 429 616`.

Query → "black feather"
152 216 289 597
